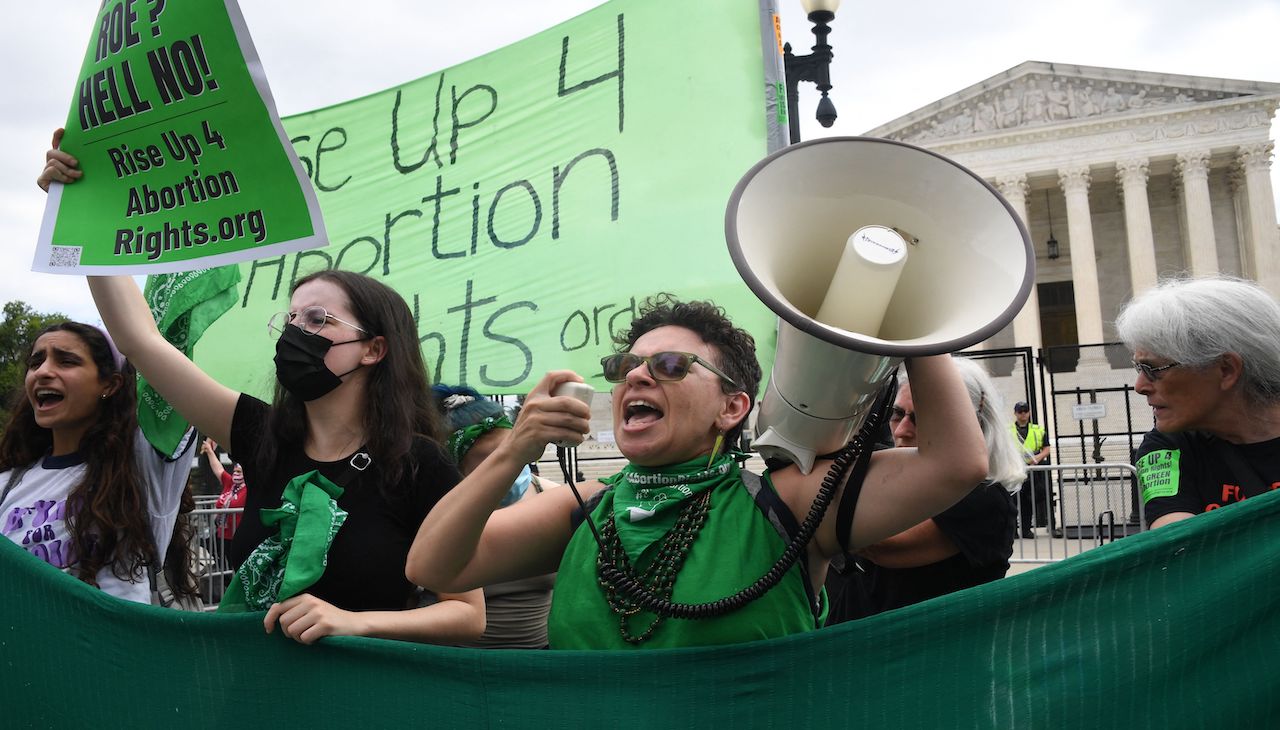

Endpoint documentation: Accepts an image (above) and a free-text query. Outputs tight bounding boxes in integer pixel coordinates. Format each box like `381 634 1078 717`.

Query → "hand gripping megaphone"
726 137 1034 473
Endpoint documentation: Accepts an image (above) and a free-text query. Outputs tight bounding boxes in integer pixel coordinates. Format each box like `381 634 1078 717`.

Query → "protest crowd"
10 132 1280 648
6 7 1280 726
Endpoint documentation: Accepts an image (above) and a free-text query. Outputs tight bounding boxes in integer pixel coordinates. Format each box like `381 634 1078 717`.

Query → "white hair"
899 357 1027 493
1115 276 1280 405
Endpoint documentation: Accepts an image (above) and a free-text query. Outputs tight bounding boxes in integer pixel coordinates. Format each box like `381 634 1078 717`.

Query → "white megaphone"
726 137 1034 473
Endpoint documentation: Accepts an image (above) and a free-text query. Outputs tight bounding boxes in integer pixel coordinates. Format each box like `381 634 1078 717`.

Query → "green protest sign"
192 0 785 396
34 0 325 274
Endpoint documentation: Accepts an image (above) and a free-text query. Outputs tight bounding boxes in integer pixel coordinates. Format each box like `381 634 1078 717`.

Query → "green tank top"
547 470 822 650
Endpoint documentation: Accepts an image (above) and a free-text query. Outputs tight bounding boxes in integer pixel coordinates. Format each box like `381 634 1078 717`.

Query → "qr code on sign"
49 246 82 267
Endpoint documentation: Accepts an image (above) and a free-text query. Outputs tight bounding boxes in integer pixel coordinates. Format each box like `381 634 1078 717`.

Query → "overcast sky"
3 0 1277 323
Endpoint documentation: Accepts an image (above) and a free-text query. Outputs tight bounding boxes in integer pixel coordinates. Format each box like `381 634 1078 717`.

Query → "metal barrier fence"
1013 462 1143 564
189 505 242 611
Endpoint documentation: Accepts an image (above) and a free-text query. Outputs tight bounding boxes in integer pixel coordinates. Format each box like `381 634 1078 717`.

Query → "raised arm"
87 276 239 448
777 355 986 558
202 438 227 481
39 128 240 448
407 370 597 593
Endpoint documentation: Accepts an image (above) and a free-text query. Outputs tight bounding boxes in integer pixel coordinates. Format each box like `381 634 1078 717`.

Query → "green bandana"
448 415 513 464
218 470 348 613
603 453 740 563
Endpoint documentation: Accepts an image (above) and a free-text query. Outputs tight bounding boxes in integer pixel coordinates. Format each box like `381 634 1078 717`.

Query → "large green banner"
3 479 1278 726
34 0 325 274
192 0 784 395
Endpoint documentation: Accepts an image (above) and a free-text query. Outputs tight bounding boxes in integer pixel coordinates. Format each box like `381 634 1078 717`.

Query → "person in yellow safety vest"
1010 401 1052 538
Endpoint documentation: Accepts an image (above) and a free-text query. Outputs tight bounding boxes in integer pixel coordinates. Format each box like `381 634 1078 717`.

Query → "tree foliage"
0 300 70 423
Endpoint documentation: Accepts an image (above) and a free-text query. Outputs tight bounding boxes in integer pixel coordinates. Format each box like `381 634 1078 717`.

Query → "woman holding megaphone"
408 294 987 649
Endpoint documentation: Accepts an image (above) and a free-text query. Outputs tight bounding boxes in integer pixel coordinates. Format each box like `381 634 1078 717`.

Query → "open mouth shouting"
33 387 66 411
623 398 664 430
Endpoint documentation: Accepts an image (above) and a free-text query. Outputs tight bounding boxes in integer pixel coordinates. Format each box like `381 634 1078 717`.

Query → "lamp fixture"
1044 190 1060 260
783 0 841 144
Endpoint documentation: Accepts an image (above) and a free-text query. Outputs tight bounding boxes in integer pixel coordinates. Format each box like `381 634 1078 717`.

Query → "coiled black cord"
595 436 864 620
560 377 895 622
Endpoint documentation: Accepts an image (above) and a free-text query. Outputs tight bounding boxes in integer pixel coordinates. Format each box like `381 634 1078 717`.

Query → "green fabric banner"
34 0 326 274
4 482 1278 726
191 0 785 396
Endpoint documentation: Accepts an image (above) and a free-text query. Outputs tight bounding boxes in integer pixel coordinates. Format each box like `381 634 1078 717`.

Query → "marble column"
1175 150 1218 275
1058 165 1105 344
995 173 1042 353
1116 158 1158 296
1236 142 1280 295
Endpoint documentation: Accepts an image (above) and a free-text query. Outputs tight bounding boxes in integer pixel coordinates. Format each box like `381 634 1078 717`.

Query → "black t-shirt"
825 481 1017 624
1135 429 1280 526
228 395 461 611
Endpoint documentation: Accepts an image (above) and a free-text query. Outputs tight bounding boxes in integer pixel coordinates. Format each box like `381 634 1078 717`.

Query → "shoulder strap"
834 444 875 554
741 470 800 544
741 469 823 623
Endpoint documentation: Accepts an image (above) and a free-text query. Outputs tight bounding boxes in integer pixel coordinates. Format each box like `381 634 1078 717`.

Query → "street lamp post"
783 0 841 144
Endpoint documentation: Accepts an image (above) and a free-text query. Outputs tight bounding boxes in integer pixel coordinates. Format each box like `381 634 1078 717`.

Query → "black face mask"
274 325 367 401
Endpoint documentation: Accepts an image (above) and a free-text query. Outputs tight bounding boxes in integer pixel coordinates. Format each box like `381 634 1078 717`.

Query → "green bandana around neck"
604 453 740 563
218 470 348 613
448 415 513 464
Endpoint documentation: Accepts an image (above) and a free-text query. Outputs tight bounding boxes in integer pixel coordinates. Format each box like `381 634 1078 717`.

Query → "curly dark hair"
0 322 196 597
260 270 449 491
612 294 762 444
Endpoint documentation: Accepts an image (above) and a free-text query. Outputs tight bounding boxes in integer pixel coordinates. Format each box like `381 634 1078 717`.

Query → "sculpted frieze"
922 109 1274 169
893 75 1252 143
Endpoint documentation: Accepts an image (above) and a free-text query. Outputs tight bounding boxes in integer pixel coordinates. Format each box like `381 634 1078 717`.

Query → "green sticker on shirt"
1137 449 1181 502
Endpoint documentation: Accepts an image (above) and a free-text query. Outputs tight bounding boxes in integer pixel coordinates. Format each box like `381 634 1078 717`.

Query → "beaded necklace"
592 453 739 644
596 489 713 644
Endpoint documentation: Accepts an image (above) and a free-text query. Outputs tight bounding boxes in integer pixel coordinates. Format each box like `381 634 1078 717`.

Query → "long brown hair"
260 271 449 490
0 322 172 589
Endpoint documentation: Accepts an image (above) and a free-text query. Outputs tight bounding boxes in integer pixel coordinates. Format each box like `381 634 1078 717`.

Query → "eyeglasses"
1132 359 1180 381
889 406 916 426
268 306 369 337
600 351 742 390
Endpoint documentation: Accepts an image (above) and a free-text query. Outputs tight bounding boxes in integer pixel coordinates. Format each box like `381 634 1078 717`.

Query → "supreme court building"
868 61 1280 357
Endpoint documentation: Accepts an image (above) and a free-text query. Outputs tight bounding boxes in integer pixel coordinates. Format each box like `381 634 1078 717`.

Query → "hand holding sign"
37 129 83 192
35 0 325 275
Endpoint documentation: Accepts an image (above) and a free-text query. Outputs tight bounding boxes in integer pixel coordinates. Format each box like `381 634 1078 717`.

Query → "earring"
707 431 725 467
100 393 108 400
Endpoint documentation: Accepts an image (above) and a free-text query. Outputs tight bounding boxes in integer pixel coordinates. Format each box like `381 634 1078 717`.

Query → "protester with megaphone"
408 294 987 649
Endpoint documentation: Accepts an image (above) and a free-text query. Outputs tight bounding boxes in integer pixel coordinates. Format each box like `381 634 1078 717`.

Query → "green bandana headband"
218 470 348 613
603 453 740 563
448 415 513 464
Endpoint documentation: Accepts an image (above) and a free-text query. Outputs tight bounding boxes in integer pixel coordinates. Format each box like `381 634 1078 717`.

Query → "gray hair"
1115 276 1280 405
900 357 1027 493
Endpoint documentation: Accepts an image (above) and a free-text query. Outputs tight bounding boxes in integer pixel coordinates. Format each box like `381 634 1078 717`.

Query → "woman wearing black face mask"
82 267 484 646
44 130 481 645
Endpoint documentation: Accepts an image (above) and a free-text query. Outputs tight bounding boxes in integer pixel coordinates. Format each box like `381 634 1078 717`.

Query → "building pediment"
869 61 1280 144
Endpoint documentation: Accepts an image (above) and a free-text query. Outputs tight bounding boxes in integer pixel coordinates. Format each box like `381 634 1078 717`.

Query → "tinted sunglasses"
600 351 741 390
